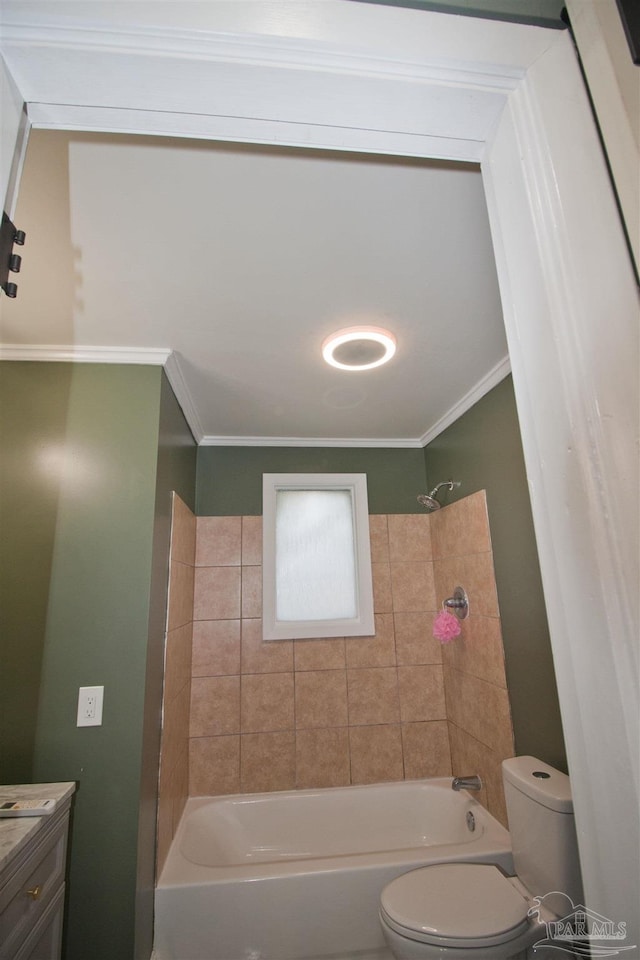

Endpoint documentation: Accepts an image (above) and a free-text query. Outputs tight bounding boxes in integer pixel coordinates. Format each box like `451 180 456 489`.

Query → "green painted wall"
196 446 428 515
424 375 567 769
0 362 196 960
0 362 74 782
28 363 162 959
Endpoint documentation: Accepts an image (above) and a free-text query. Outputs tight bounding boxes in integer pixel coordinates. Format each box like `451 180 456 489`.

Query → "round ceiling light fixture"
322 325 397 371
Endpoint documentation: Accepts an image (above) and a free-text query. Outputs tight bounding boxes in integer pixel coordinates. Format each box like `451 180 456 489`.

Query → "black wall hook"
1 212 26 298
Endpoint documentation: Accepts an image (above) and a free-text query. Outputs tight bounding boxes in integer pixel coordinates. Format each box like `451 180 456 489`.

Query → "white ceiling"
3 130 508 445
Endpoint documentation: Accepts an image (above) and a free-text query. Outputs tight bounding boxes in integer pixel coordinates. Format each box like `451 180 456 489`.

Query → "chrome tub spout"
452 775 482 792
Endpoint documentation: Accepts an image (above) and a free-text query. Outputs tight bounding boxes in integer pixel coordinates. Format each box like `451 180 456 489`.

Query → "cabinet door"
0 817 67 957
14 884 64 960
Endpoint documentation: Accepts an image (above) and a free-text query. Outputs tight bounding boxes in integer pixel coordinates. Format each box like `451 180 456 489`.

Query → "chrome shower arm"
428 480 461 498
416 479 461 511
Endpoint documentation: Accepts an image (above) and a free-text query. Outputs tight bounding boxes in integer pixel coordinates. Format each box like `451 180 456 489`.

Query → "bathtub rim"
157 776 513 888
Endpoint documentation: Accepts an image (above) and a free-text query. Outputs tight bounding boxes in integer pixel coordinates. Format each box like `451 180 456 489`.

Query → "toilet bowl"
379 861 544 959
378 757 583 960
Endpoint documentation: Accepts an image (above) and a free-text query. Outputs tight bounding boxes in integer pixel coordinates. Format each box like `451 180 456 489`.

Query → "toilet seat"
380 862 531 949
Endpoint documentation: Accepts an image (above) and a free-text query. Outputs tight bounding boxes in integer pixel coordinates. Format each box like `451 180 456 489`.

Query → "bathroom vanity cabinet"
0 783 75 960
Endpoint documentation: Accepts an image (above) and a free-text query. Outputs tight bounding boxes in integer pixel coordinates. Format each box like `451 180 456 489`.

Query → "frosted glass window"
275 489 357 622
262 474 374 640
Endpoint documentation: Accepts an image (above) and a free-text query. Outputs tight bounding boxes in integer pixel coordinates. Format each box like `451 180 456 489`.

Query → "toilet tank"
502 756 583 909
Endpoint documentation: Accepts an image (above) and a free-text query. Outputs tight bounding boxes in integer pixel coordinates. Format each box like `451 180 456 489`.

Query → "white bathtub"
154 778 513 960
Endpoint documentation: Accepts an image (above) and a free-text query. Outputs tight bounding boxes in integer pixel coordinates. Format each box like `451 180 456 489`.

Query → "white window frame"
262 473 374 641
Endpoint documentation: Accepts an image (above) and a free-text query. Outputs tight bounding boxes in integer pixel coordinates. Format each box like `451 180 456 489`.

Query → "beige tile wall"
158 492 514 840
156 493 196 874
189 513 454 797
431 490 515 824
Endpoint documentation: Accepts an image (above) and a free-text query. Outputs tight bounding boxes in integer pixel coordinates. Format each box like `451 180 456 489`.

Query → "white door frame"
1 1 638 947
0 53 28 216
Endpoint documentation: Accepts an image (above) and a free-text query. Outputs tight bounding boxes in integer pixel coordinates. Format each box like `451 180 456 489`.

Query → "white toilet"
379 756 583 960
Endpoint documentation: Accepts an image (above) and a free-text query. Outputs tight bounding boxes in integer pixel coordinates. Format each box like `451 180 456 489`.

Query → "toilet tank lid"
502 756 573 813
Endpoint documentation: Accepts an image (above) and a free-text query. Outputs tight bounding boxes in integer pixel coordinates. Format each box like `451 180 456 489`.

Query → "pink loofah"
433 609 461 643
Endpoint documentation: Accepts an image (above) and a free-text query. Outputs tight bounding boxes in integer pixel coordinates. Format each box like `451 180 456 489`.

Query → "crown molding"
163 352 205 445
419 354 511 446
0 343 171 364
0 344 509 448
198 435 424 448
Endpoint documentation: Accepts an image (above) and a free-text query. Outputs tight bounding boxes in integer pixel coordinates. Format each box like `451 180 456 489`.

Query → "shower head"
416 493 441 511
417 480 461 512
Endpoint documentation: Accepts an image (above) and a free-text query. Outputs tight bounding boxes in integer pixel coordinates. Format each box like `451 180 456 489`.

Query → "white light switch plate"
77 685 104 726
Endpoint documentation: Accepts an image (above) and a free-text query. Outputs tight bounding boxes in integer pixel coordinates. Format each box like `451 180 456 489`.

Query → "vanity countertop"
0 782 76 873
